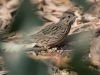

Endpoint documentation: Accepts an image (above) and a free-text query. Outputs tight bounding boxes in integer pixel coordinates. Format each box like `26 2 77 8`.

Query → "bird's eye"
68 16 70 18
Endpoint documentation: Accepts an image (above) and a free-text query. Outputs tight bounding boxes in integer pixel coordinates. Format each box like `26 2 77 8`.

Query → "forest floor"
0 0 100 75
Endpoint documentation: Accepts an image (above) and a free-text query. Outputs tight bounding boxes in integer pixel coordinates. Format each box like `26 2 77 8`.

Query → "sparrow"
21 11 77 48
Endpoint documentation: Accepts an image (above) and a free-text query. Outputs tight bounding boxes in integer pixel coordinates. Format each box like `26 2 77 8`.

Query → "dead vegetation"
0 0 100 75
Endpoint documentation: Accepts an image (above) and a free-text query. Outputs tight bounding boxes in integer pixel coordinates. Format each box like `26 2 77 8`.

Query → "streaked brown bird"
21 11 77 48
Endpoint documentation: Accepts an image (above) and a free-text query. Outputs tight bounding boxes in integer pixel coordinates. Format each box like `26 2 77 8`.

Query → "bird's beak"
75 16 78 19
72 16 77 21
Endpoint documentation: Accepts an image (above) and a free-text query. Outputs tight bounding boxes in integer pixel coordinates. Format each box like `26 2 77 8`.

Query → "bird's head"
60 11 77 25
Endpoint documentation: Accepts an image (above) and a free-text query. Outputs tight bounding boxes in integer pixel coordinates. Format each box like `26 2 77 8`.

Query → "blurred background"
0 0 100 75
